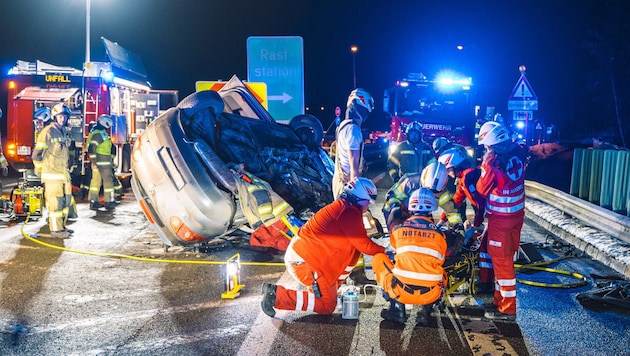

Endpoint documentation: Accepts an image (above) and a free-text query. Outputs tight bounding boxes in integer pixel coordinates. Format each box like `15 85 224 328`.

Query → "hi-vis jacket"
87 128 113 166
476 145 529 217
453 167 486 227
383 172 462 230
32 122 71 181
390 215 447 288
235 171 293 228
387 140 434 182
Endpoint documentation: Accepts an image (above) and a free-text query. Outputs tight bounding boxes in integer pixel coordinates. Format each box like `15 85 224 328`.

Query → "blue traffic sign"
247 36 304 122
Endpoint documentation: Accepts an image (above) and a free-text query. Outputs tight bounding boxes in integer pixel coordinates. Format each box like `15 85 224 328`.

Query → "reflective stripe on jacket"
389 215 447 288
32 123 71 180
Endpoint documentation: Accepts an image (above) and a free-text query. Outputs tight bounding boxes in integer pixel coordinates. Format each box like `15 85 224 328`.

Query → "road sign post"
247 36 304 122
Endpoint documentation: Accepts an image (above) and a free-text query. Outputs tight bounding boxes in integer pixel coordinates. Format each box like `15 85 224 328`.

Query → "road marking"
237 272 296 355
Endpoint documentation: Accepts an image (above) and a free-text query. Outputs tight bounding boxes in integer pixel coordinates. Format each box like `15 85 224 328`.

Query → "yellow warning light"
221 253 245 299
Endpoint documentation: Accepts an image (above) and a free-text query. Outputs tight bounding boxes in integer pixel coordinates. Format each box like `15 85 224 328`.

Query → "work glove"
1 166 7 176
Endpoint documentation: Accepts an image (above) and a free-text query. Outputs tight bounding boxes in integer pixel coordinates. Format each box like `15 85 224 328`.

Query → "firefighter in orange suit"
372 187 447 325
260 177 385 317
475 121 529 321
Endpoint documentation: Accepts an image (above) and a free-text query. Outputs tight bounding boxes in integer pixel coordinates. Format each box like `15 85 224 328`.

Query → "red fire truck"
383 71 478 150
4 38 178 185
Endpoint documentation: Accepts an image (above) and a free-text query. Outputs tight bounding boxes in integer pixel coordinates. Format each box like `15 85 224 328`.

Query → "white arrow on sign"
268 92 293 104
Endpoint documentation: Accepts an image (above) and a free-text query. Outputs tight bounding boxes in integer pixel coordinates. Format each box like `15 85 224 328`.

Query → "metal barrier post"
600 150 618 210
588 149 605 204
612 151 630 214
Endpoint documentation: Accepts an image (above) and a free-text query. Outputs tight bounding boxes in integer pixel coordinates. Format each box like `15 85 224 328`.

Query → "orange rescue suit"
373 215 447 305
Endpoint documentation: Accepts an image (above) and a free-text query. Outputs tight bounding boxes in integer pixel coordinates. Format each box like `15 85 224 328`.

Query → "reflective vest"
32 123 71 181
235 171 293 228
390 215 447 288
87 129 113 165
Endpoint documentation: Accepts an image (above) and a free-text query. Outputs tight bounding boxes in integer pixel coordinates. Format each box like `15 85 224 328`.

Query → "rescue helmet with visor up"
343 176 377 203
432 137 451 155
477 121 511 146
420 161 448 192
438 148 471 170
346 88 374 113
408 187 437 214
34 106 52 123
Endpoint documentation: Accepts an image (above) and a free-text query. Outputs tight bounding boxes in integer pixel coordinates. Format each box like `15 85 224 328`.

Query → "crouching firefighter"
372 187 447 325
261 177 385 317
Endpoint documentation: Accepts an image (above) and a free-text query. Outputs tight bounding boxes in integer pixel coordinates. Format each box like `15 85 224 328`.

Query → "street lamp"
350 45 358 89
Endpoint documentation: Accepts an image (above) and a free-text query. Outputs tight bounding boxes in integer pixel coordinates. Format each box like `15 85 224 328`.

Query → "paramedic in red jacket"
260 177 385 317
475 121 529 321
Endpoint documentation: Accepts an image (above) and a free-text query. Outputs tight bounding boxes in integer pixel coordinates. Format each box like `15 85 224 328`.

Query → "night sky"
0 0 624 139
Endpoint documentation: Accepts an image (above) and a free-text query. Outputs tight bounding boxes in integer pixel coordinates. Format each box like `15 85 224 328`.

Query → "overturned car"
131 76 334 247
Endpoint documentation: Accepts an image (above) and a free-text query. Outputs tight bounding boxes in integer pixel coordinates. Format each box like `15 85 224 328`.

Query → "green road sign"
247 36 304 122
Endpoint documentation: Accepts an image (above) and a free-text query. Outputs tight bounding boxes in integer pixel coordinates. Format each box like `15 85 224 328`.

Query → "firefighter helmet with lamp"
347 88 374 113
343 177 377 203
432 137 451 155
420 161 448 192
408 187 437 213
34 106 52 123
97 114 114 129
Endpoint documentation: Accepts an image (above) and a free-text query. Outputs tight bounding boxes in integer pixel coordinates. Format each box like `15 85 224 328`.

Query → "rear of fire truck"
383 71 478 152
2 38 177 220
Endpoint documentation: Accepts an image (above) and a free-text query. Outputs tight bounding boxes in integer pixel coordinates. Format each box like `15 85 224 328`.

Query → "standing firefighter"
87 115 118 211
332 88 374 198
32 103 77 238
387 121 434 183
476 121 529 321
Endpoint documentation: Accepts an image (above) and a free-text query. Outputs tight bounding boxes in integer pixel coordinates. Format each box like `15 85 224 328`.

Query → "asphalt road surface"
0 162 628 355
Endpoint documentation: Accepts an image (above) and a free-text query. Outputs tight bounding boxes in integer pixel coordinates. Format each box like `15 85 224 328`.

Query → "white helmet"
432 137 451 154
420 162 448 192
347 88 374 113
98 114 114 129
34 106 52 123
478 121 510 146
408 187 437 213
343 177 377 203
438 148 469 170
51 103 71 118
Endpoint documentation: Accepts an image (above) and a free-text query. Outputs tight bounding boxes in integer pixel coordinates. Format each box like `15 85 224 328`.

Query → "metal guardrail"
525 180 630 244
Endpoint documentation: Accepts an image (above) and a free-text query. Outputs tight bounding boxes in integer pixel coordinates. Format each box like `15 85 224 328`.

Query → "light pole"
350 45 358 89
85 0 91 65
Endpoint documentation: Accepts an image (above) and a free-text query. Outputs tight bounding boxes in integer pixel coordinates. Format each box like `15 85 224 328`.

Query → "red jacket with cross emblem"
476 144 529 217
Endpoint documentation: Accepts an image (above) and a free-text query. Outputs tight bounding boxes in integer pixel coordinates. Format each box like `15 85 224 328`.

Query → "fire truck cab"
4 38 178 186
383 71 477 150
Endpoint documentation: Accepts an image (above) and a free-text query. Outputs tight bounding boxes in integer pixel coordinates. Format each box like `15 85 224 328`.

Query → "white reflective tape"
396 245 444 260
479 262 493 269
487 202 525 214
306 292 315 312
392 267 443 282
489 191 524 203
488 240 502 247
497 278 516 287
479 252 492 259
500 289 517 297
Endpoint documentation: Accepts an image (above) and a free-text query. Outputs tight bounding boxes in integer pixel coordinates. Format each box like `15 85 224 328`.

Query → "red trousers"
274 261 347 315
486 213 524 315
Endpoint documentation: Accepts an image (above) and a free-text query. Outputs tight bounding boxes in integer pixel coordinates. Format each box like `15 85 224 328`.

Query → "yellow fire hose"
19 214 285 267
515 256 588 288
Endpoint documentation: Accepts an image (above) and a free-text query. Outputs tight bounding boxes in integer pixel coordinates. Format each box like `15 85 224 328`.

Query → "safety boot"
483 309 516 321
416 304 432 326
380 300 406 324
105 201 120 210
90 201 104 211
50 230 71 239
261 283 277 317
